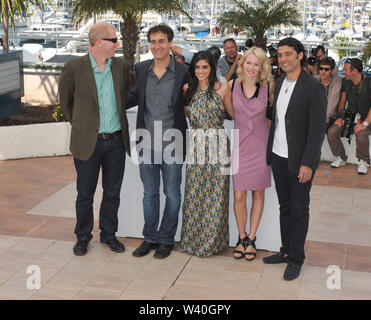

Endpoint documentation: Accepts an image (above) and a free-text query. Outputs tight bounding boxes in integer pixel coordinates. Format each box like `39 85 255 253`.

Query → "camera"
307 56 318 66
339 108 355 144
271 63 284 79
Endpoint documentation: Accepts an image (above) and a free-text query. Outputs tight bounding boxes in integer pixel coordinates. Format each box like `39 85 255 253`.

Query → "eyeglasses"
102 38 118 43
319 67 331 71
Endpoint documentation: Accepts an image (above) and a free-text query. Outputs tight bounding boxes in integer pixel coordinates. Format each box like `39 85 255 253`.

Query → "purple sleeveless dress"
232 81 271 190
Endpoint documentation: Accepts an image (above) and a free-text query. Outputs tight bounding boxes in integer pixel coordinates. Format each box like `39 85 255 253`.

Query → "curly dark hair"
278 37 307 67
319 57 336 70
184 51 220 105
147 24 174 42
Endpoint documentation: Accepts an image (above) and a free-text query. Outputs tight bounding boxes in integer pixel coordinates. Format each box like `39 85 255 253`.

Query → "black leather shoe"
100 237 125 253
132 240 158 257
153 243 173 259
263 252 288 264
283 263 302 281
73 239 91 256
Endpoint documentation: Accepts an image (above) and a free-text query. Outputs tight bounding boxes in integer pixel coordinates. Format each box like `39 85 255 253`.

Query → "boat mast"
302 0 307 34
210 0 215 35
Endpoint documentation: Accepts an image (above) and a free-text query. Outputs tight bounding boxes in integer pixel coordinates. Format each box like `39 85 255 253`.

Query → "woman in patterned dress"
178 51 234 257
229 47 274 261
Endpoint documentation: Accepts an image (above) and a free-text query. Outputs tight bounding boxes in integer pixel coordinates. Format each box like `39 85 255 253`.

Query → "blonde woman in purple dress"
228 47 274 261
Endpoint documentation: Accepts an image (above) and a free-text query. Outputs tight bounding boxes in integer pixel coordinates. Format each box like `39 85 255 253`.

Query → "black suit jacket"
126 58 189 158
266 70 327 173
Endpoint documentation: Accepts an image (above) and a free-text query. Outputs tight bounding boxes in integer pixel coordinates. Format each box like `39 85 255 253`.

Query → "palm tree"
217 0 301 50
333 36 354 60
72 0 191 71
1 0 46 53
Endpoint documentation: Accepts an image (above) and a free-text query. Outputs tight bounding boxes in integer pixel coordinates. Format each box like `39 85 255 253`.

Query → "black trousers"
73 134 126 241
271 153 315 265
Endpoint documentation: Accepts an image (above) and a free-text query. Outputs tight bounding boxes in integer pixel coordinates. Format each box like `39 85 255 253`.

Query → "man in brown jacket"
59 22 131 256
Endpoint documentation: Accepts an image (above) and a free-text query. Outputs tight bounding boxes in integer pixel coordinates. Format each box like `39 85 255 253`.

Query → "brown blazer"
59 54 131 160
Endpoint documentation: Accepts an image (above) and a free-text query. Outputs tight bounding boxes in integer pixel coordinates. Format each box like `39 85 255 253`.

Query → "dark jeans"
74 134 126 241
271 153 315 265
139 150 183 245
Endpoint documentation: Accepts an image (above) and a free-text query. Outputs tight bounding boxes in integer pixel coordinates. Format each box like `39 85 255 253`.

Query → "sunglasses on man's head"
102 38 118 43
344 57 361 71
319 67 331 71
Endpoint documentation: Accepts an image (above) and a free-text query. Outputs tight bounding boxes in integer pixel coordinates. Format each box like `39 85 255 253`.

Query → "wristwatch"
363 121 369 127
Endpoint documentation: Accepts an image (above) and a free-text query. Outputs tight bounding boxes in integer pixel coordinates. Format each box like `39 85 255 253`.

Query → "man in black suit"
264 38 327 280
127 24 188 259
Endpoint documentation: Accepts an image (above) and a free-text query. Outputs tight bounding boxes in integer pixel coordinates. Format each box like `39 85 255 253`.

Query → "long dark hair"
184 51 219 105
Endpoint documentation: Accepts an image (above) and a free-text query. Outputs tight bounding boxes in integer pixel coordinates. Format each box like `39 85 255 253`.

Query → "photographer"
218 38 241 81
268 44 283 80
306 56 319 76
314 45 325 60
314 45 338 75
327 58 371 175
314 57 342 132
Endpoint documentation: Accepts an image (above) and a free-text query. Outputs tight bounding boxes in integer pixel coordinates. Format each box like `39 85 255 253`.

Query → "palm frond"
72 0 191 24
217 0 301 48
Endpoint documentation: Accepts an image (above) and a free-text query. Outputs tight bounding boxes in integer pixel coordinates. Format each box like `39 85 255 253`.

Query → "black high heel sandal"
244 235 257 261
233 234 248 259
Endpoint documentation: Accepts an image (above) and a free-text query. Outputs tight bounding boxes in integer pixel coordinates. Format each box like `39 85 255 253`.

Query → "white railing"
8 32 366 51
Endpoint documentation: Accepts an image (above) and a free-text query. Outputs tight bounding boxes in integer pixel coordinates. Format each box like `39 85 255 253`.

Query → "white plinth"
0 122 71 160
117 109 281 252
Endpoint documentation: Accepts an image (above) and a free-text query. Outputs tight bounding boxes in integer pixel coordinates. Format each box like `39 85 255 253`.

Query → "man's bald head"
89 22 116 47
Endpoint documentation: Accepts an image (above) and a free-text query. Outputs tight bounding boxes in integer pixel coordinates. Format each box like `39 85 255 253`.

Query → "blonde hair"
236 47 272 86
89 22 116 46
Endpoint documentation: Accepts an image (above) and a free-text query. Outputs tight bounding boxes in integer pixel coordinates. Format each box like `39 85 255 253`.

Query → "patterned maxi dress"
179 87 230 257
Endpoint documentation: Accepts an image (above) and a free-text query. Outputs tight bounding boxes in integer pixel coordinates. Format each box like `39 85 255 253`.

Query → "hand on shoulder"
227 79 235 89
183 83 189 93
215 81 225 93
216 81 232 100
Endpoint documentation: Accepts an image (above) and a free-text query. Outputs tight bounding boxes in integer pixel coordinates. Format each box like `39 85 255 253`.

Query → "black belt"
98 130 121 140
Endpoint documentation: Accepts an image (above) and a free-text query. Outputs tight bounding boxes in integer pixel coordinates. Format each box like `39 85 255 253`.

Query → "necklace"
284 78 296 94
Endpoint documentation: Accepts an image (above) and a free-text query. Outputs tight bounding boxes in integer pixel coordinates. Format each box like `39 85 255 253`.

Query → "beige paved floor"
0 234 370 300
0 156 371 300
